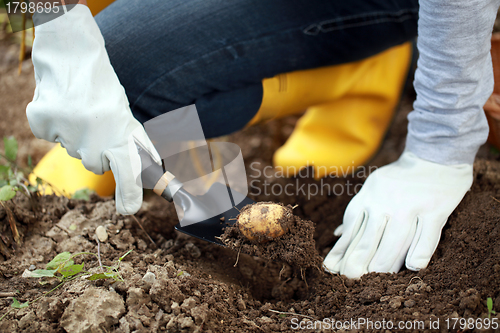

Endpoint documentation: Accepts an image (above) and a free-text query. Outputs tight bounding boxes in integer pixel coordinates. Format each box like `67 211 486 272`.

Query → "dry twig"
18 12 26 75
233 245 242 267
0 202 20 245
131 215 156 247
279 264 286 280
407 276 423 287
268 309 315 320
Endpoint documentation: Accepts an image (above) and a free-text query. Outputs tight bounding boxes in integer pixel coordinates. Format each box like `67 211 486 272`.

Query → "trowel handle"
136 143 183 202
153 171 183 202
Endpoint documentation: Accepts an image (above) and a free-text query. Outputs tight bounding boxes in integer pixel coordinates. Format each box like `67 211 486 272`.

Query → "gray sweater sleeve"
406 0 500 165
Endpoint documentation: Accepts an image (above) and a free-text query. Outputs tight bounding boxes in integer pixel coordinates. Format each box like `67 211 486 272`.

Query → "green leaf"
27 155 32 168
59 264 84 278
3 137 18 162
28 269 56 278
46 252 72 270
11 298 28 309
72 188 94 201
119 249 133 262
86 273 113 281
0 165 9 177
488 297 496 313
0 185 16 201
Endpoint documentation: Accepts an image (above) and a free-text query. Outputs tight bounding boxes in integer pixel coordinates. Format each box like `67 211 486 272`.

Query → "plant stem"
0 307 14 321
0 153 31 175
96 237 104 273
0 280 65 322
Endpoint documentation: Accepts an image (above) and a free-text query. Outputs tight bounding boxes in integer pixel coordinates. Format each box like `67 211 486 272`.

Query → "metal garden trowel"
136 104 255 245
137 139 255 246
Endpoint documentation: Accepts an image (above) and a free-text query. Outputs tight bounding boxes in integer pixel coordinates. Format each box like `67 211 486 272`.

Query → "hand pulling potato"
237 202 292 242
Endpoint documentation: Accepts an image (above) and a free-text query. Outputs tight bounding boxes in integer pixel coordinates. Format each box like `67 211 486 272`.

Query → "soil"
221 202 323 273
1 26 500 333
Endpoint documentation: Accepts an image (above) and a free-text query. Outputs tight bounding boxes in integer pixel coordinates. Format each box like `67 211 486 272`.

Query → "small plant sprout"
0 136 40 199
22 249 134 283
10 298 28 309
0 249 133 321
71 188 94 201
0 136 39 244
85 249 134 282
487 297 496 319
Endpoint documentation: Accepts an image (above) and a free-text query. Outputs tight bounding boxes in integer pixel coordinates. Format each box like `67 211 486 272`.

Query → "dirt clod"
142 271 156 287
60 287 125 332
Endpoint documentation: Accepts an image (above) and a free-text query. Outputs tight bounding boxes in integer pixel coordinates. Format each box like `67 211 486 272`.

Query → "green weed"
487 297 496 319
71 188 95 201
0 136 40 200
0 136 42 244
0 249 133 321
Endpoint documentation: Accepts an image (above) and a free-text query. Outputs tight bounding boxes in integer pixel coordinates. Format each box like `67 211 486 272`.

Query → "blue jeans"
96 0 418 138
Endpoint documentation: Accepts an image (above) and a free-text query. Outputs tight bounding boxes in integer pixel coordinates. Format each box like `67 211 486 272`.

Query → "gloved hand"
323 151 472 278
26 4 160 215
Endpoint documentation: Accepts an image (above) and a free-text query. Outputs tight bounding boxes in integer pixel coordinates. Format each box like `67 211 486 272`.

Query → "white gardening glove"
323 151 472 278
26 5 160 215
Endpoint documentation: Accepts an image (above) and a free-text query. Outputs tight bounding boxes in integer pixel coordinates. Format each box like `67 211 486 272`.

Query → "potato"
237 202 291 242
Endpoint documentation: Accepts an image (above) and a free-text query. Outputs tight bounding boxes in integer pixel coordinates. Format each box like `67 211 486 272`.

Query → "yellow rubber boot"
29 0 117 197
30 144 115 197
263 43 412 179
249 42 412 126
86 0 116 16
248 61 373 126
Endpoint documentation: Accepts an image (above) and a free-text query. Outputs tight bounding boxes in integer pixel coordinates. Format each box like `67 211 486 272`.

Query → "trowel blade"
174 182 254 245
